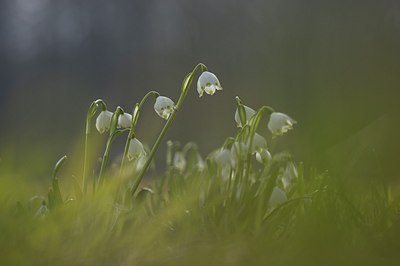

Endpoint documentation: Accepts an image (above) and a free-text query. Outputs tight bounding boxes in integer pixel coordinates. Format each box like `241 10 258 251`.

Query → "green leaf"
52 155 67 180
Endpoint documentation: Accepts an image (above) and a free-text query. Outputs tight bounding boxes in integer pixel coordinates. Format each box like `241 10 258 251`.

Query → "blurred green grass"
1 143 400 265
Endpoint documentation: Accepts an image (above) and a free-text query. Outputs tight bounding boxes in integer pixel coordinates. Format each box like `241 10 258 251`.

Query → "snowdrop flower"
214 148 232 180
195 153 205 171
173 151 187 172
34 201 49 219
230 142 248 167
154 96 175 120
128 138 146 161
268 112 296 137
234 105 256 128
135 156 147 172
118 112 132 129
96 110 113 134
251 133 267 154
197 71 223 97
269 187 287 208
256 149 272 164
214 148 231 166
281 162 298 190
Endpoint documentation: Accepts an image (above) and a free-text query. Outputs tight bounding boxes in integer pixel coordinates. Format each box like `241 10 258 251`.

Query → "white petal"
95 110 113 134
197 80 204 98
234 105 256 128
204 85 216 95
118 113 132 129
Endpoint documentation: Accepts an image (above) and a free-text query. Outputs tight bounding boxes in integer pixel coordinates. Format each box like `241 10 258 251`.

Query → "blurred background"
1 0 399 184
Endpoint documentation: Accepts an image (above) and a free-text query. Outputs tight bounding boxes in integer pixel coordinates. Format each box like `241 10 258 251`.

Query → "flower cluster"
208 98 297 208
92 69 223 173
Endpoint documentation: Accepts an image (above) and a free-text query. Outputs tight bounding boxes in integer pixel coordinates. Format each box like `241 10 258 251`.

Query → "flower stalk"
130 63 208 198
119 91 160 177
97 106 124 187
83 99 107 195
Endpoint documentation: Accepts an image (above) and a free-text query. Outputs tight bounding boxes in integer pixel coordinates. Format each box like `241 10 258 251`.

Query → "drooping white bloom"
213 148 232 180
128 138 146 161
234 105 256 128
251 133 267 154
196 153 205 171
269 187 287 208
95 110 113 134
118 112 132 129
154 96 175 120
214 148 231 166
256 148 272 164
230 142 248 167
197 71 223 97
268 112 296 137
135 156 147 172
173 151 186 172
34 202 49 219
281 162 298 190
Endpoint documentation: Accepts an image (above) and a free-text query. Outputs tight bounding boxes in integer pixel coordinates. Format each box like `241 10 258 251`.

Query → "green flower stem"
119 91 160 178
98 107 124 187
83 99 106 195
130 63 207 198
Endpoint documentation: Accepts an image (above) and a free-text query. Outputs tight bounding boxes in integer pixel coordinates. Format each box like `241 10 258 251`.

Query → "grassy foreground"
1 149 400 265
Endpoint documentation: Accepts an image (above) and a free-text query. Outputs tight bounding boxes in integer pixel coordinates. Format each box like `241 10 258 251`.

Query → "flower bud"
234 105 256 128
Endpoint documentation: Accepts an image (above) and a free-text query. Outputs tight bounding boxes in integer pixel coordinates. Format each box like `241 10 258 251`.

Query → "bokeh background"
1 0 399 183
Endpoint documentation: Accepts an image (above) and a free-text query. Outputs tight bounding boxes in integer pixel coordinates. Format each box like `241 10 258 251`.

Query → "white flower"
268 112 296 137
118 113 132 129
195 153 205 171
234 105 256 128
230 142 248 167
154 96 175 120
95 110 113 134
197 71 223 97
128 138 146 161
173 151 186 172
256 149 272 164
269 187 287 208
214 148 231 166
281 162 298 190
213 148 232 180
251 133 267 153
135 156 147 172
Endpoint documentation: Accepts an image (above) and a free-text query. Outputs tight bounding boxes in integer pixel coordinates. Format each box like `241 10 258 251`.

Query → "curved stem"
97 107 123 187
119 91 159 177
82 99 107 195
130 63 207 197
